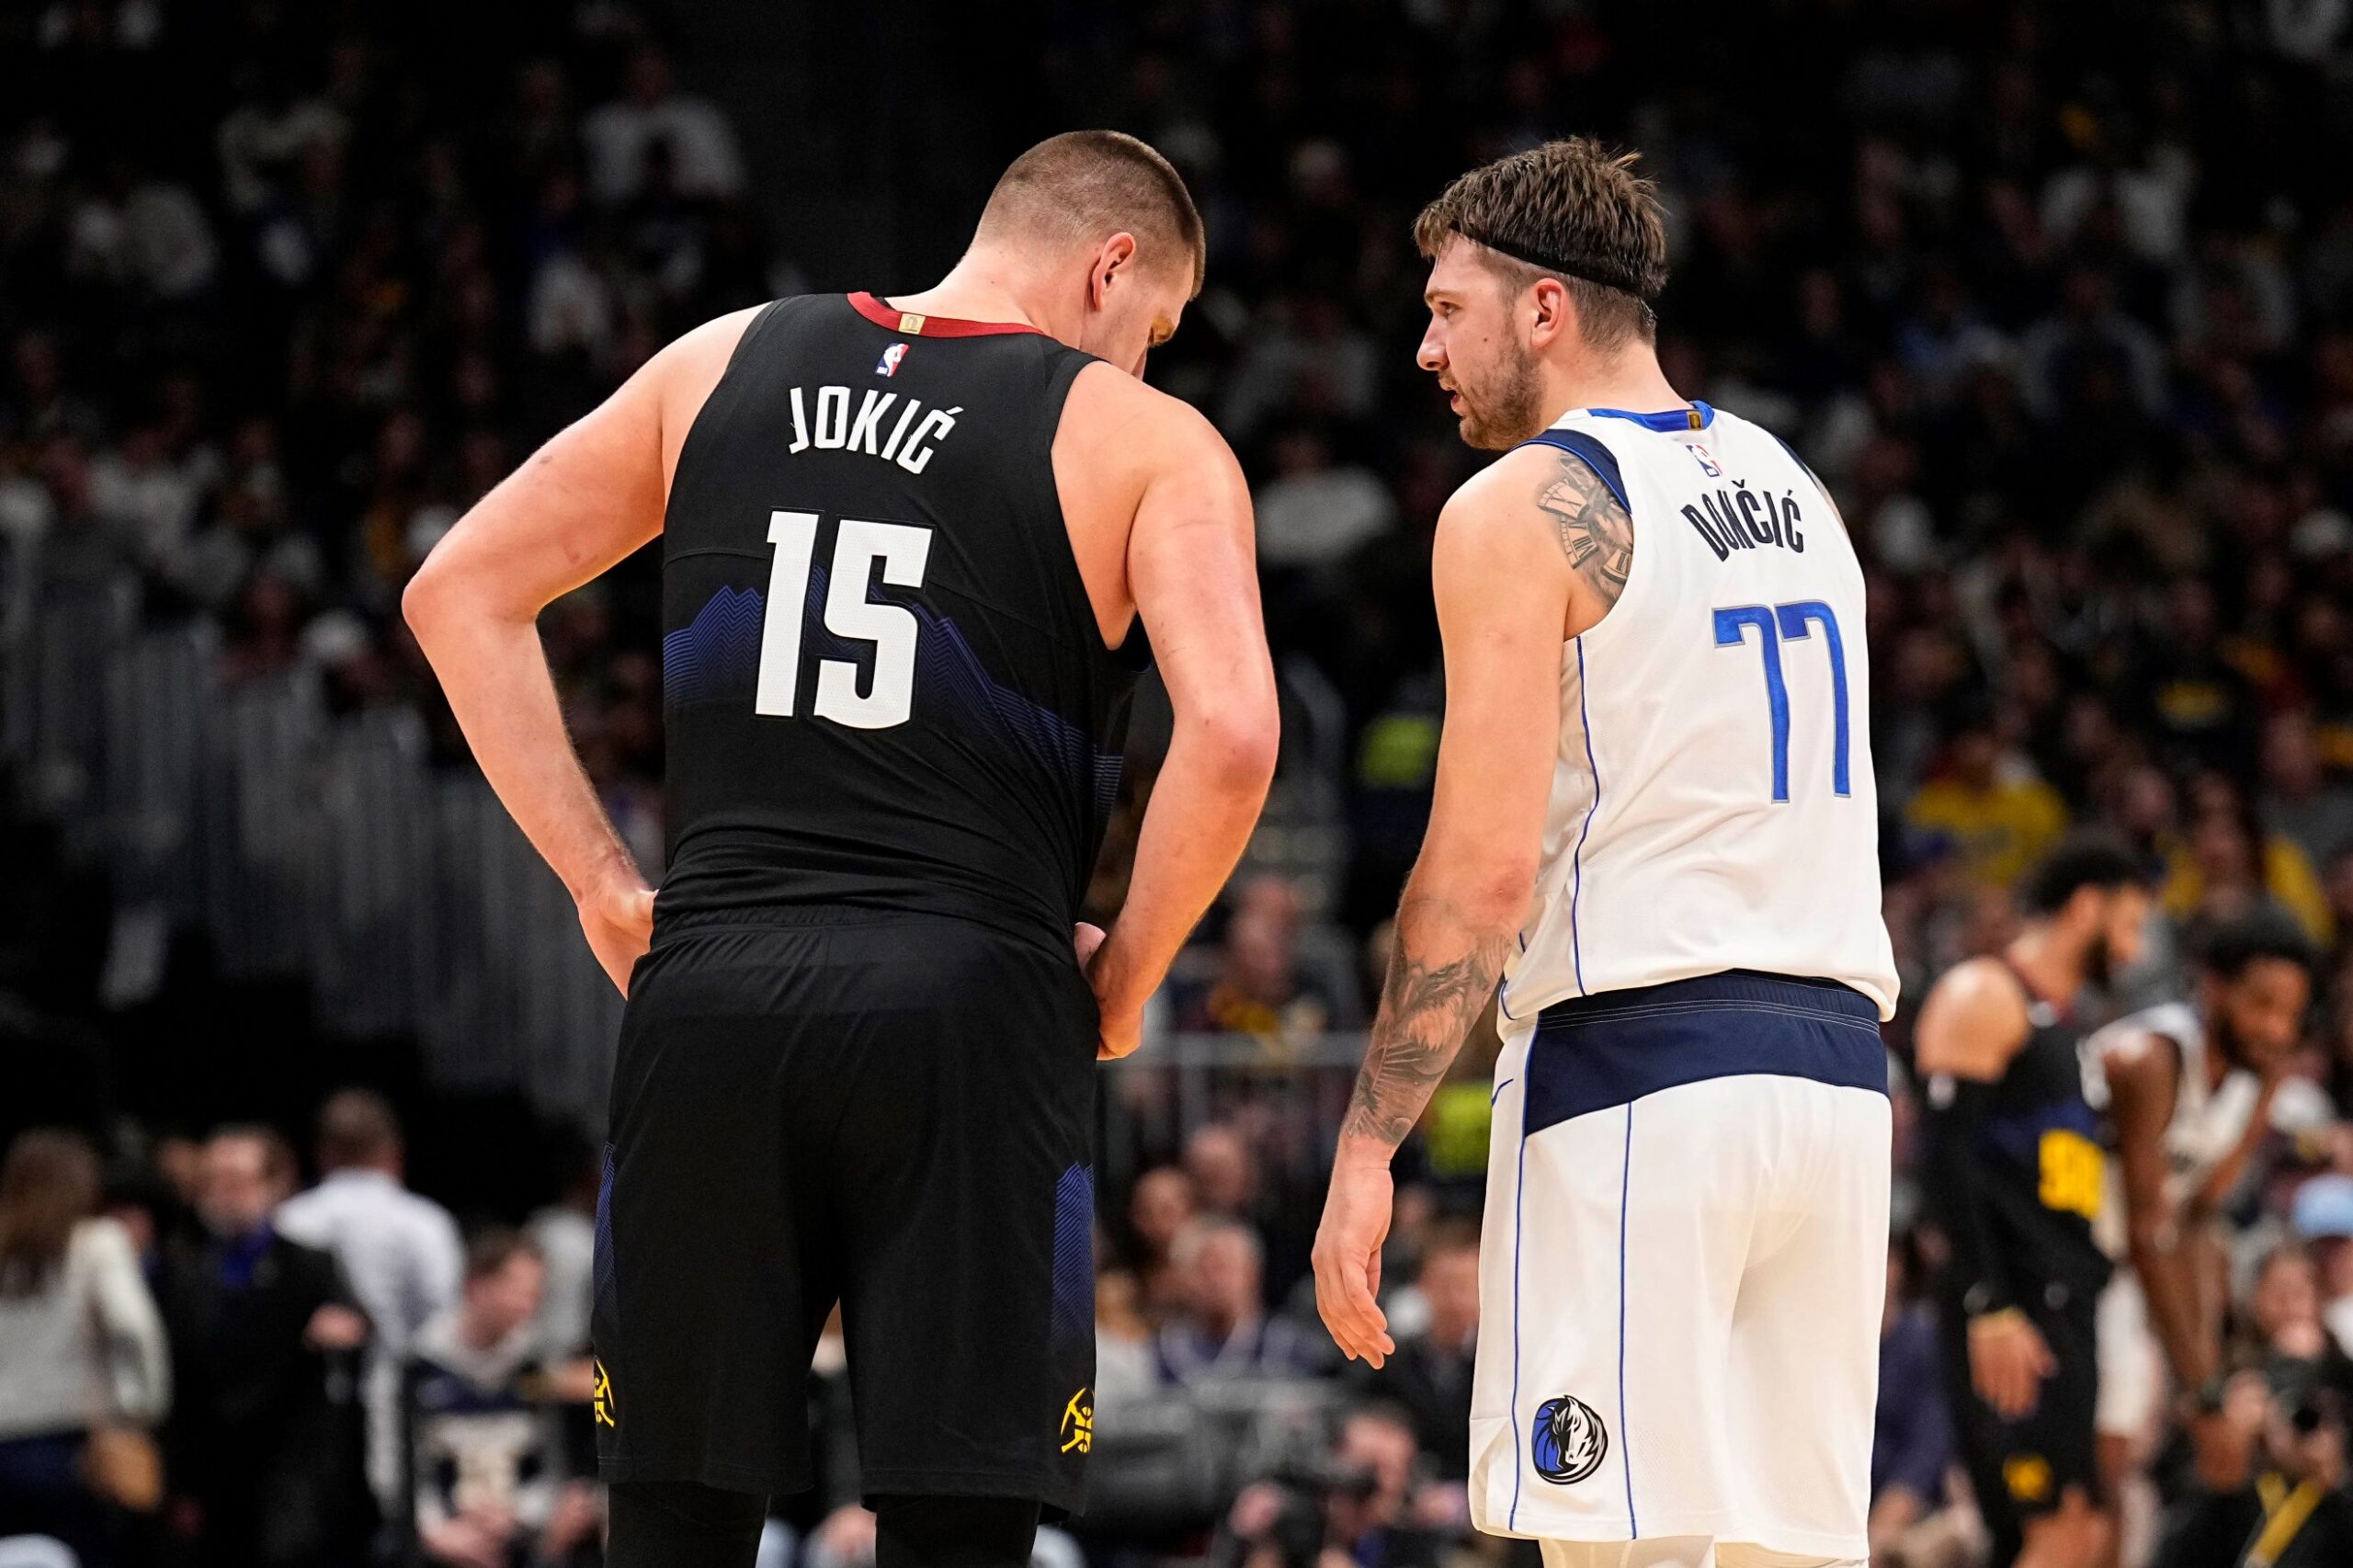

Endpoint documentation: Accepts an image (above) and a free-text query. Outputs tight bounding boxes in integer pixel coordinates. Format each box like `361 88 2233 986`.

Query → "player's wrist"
1333 1131 1396 1171
569 852 649 908
1966 1305 2027 1335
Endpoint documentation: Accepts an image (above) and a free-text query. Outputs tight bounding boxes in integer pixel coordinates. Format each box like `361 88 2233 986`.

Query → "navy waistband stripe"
1524 971 1885 1134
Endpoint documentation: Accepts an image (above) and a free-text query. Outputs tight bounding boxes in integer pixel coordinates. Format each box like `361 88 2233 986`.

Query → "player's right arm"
1079 381 1279 1060
404 307 757 994
2104 1030 2214 1391
1915 957 2054 1418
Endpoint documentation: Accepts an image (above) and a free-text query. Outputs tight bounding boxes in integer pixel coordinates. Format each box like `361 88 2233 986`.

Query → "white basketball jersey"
1500 403 1900 1023
2083 1001 2259 1257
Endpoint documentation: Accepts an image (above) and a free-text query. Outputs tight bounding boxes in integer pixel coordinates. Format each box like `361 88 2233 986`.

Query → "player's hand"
1096 1006 1143 1061
304 1302 369 1351
577 875 655 996
1312 1145 1396 1367
1078 921 1146 1059
1968 1309 2055 1419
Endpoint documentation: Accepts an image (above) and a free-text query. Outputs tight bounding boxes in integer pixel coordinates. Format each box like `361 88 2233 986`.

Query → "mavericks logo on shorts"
1059 1388 1093 1455
1530 1394 1608 1485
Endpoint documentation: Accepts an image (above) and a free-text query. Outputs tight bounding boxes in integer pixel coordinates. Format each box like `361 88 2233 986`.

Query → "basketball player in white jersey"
2081 912 2313 1555
1311 141 1898 1568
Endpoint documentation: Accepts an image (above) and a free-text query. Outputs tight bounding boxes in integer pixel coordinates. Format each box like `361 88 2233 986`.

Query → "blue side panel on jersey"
663 585 766 707
1518 428 1629 514
669 574 1126 823
1050 1164 1095 1346
1524 971 1885 1133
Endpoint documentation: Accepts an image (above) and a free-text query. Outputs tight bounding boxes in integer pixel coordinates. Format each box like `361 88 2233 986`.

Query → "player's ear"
1527 276 1571 350
1089 232 1141 309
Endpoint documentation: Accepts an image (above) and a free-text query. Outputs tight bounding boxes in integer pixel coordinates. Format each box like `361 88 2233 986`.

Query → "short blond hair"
1415 138 1669 351
975 131 1206 296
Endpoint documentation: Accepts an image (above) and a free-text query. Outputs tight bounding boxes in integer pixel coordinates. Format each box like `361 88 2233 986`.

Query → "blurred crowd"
10 0 2353 1565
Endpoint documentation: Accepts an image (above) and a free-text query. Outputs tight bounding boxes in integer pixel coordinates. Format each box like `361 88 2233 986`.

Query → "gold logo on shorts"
1059 1388 1092 1455
592 1358 618 1428
2004 1452 2052 1503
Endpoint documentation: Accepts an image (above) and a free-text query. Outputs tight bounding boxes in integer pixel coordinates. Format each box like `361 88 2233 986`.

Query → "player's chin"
1460 418 1515 452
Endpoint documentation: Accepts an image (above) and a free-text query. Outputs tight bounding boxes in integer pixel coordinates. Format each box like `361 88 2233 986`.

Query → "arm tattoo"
1342 899 1514 1149
1534 452 1634 608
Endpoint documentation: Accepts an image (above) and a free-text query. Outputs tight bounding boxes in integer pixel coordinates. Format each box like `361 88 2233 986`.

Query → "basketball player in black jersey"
405 131 1279 1568
1915 838 2155 1568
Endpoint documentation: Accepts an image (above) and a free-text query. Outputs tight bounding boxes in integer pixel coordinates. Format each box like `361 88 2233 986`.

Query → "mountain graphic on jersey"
663 579 1122 822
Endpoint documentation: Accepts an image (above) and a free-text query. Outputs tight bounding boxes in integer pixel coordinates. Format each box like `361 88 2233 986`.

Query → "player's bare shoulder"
1915 954 2032 1076
650 303 767 482
1056 360 1233 480
1436 442 1627 627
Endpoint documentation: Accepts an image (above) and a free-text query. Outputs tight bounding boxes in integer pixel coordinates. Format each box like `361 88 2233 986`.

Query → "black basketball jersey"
653 292 1147 951
1951 960 2113 1306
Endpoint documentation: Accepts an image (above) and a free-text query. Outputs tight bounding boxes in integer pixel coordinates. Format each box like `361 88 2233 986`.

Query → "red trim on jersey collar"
847 291 1047 338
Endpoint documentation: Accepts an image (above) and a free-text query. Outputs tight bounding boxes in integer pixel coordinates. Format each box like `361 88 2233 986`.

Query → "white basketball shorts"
1472 971 1893 1562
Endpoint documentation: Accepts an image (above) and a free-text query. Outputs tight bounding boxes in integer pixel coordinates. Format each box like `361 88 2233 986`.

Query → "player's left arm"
1313 449 1589 1365
2105 1031 2213 1390
404 307 758 994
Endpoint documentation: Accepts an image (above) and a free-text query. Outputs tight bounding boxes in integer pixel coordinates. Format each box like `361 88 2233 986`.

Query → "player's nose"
1415 333 1445 372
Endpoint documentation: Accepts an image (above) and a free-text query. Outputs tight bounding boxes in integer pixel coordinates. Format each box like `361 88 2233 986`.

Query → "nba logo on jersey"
876 342 910 378
1689 441 1722 478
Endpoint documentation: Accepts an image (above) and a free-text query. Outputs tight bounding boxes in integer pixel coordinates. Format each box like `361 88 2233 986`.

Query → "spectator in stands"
1154 1220 1323 1385
1872 1231 1969 1568
1352 1221 1476 1487
579 45 745 207
2156 1377 2353 1568
1092 1267 1156 1408
275 1087 463 1513
523 1141 600 1363
406 1230 599 1568
1211 1403 1445 1568
1127 1165 1197 1317
0 1131 170 1566
1167 879 1358 1038
2264 712 2353 875
1904 708 2071 891
156 1126 369 1568
2162 775 2336 949
2292 1176 2353 1358
2239 1244 2353 1413
1185 1124 1258 1224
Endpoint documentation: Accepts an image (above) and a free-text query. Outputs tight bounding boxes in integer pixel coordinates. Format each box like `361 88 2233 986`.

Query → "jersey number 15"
756 510 933 730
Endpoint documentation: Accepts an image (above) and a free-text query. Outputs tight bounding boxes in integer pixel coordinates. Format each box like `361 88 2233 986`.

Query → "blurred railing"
2 562 1424 1152
4 564 620 1125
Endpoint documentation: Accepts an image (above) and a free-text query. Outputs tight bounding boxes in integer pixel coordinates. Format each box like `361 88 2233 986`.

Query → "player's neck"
884 253 1051 336
2005 926 2082 1006
1541 343 1684 427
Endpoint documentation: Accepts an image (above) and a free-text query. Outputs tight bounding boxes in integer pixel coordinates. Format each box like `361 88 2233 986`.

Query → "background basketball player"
1915 837 2154 1568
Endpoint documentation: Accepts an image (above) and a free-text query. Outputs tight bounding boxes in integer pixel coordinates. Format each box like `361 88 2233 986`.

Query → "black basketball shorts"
591 909 1099 1517
1941 1279 2101 1544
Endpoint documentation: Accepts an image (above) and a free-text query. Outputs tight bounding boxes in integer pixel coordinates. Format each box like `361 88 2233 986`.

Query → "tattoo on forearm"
1343 903 1514 1148
1535 452 1634 607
